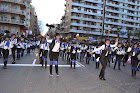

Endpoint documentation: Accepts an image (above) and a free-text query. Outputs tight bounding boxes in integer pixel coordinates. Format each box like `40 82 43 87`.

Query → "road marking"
76 61 85 67
0 64 81 67
36 54 38 57
32 59 36 65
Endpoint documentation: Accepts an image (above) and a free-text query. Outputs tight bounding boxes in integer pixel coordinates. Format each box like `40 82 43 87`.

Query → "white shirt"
52 40 60 52
0 40 12 50
44 42 49 50
93 42 118 56
10 38 17 48
16 43 22 48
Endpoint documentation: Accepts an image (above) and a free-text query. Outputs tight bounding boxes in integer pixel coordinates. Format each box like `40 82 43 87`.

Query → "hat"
55 33 60 37
105 39 110 42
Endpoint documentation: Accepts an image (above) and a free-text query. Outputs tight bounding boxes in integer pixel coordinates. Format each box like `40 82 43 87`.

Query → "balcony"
71 9 103 17
84 0 103 4
72 2 103 10
113 0 140 6
0 0 26 7
0 8 26 16
105 15 140 23
0 18 25 26
105 20 140 28
71 16 102 23
71 22 101 29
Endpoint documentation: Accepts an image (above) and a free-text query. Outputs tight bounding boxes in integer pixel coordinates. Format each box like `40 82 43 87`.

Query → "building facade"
61 0 140 39
0 0 31 35
30 5 40 35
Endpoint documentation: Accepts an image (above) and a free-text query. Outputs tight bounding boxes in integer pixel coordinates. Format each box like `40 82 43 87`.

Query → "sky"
31 0 66 35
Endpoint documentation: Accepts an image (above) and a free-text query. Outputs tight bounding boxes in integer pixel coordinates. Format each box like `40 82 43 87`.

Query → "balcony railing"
0 8 26 16
0 0 26 7
0 18 25 25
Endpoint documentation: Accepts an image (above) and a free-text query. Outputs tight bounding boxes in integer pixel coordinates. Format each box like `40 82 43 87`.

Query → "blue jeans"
0 48 2 57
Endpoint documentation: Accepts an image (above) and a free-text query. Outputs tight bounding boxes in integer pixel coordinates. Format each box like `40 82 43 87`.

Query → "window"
0 4 8 11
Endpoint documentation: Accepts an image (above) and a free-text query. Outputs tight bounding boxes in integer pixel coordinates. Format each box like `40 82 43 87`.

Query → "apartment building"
61 0 140 39
30 5 40 35
0 0 31 34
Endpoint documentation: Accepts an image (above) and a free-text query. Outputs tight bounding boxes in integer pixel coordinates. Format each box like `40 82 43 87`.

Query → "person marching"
21 40 26 57
113 43 125 70
127 43 139 78
0 36 12 69
49 33 61 76
70 42 77 69
90 38 118 80
11 34 17 64
80 43 86 62
95 45 102 69
86 43 93 64
26 41 31 55
16 39 22 60
39 37 45 66
43 39 49 68
67 43 71 64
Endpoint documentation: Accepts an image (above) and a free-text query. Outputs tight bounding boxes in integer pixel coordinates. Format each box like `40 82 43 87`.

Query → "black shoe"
12 61 16 64
118 68 121 70
99 75 102 80
102 78 106 80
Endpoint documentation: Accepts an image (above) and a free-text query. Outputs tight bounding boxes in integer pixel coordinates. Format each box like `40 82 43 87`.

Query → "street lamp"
101 0 106 39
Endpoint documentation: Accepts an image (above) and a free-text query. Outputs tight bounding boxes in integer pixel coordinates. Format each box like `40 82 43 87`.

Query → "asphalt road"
0 51 139 93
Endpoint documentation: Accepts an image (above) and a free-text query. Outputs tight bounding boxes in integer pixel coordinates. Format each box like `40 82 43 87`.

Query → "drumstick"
137 61 140 68
121 55 125 62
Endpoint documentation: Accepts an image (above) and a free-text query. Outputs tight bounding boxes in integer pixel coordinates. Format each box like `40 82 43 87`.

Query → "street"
0 51 139 93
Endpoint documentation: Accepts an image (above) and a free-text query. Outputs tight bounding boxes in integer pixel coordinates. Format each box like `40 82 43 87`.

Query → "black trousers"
2 49 9 66
99 57 107 78
17 48 21 59
114 55 123 69
12 46 16 61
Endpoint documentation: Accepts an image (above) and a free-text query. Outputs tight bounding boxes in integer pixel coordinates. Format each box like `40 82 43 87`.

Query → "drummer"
137 44 140 71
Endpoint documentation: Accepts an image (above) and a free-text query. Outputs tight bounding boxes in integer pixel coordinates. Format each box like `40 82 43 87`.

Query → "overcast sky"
31 0 66 35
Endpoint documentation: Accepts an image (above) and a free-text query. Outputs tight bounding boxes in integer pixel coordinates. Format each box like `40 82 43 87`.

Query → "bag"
127 56 131 64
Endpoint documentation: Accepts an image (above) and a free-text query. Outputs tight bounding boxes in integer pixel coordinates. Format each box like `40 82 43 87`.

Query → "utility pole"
101 0 106 39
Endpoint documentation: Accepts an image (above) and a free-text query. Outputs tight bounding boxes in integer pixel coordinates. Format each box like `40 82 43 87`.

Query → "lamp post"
101 0 106 39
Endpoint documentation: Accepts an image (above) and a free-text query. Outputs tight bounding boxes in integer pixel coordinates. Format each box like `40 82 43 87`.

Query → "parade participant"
90 38 118 80
70 42 77 69
86 43 93 64
60 42 65 60
0 37 4 58
95 45 102 69
49 33 61 76
67 43 71 64
64 42 68 61
80 43 86 62
0 36 12 69
127 43 139 77
76 42 80 59
137 44 140 71
21 40 26 57
39 37 45 66
11 34 17 64
16 39 22 60
113 43 125 70
43 39 49 68
26 41 31 55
